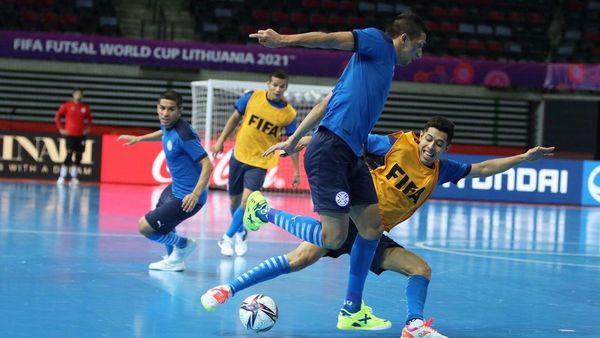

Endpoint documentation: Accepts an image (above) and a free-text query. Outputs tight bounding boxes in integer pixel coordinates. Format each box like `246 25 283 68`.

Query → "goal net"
191 79 332 192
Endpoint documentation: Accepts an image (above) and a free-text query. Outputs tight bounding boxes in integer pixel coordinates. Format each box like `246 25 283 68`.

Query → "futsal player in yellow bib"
211 70 301 257
202 115 554 337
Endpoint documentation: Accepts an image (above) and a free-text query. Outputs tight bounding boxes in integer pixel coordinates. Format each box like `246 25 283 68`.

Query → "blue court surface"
1 180 599 338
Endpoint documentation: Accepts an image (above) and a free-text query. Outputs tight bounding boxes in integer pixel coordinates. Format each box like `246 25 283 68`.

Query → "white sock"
70 166 78 179
60 165 67 178
408 319 424 329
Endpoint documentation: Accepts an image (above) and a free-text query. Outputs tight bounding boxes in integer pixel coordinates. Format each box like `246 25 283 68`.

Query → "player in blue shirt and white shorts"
118 90 213 272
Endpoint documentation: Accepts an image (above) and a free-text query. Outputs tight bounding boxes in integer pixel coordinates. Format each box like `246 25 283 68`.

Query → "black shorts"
228 152 267 195
144 184 206 234
66 135 86 153
324 220 402 275
304 128 378 213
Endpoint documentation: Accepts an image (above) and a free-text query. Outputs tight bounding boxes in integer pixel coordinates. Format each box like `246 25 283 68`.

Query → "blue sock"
343 234 379 313
165 230 175 255
148 232 187 249
230 206 237 216
225 207 244 237
406 275 429 323
267 208 323 247
228 255 290 295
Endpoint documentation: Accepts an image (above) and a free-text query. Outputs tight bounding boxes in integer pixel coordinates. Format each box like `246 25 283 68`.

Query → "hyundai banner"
433 154 584 205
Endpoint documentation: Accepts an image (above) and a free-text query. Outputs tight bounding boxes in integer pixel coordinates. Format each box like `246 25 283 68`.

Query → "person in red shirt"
54 88 92 185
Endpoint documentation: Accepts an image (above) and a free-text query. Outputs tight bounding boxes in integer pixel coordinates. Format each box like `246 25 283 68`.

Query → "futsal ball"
239 294 278 332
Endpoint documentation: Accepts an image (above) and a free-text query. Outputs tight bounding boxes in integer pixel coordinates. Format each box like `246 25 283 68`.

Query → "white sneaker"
401 319 447 338
149 256 185 272
168 238 197 263
200 284 232 312
70 178 79 186
218 236 234 257
57 177 65 185
234 231 248 256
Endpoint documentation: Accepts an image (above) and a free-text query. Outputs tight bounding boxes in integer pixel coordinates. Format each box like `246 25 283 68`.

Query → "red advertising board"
100 134 310 190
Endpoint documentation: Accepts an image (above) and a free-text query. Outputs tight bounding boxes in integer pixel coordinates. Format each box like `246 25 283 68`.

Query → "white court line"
415 241 600 269
436 248 600 257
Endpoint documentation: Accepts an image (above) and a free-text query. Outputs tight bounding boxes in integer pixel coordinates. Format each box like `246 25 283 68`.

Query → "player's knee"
411 261 432 279
360 223 384 241
138 218 154 237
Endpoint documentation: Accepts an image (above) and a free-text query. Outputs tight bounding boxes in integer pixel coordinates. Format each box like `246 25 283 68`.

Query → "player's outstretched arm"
250 29 354 51
117 130 163 146
263 94 331 157
468 146 555 178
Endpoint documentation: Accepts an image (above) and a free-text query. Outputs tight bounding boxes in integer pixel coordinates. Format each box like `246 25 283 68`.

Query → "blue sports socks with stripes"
148 231 188 250
225 207 245 237
228 255 290 295
342 234 379 313
266 208 323 247
405 275 429 322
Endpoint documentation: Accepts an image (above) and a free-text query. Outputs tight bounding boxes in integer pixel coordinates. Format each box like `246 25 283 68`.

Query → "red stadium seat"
450 7 466 19
448 38 466 49
322 0 337 11
348 16 366 27
329 15 346 27
251 10 270 21
272 11 289 22
487 40 503 52
507 11 526 23
488 10 506 22
309 13 327 26
441 22 458 33
467 39 485 51
301 0 320 10
339 0 357 12
425 20 441 32
431 6 447 18
290 12 309 24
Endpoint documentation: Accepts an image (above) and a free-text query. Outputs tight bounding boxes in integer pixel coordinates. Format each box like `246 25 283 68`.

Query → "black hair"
385 12 428 39
159 89 183 108
424 116 455 144
269 70 288 82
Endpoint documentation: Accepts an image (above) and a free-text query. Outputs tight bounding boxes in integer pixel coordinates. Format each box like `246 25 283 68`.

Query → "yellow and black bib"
371 131 439 231
234 90 297 169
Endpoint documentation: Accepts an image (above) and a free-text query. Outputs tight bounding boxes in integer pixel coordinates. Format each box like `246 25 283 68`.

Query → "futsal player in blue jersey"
245 13 428 330
118 90 213 272
211 70 300 257
202 116 554 337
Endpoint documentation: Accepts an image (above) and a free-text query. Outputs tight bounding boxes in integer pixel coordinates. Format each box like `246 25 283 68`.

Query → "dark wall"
543 100 600 158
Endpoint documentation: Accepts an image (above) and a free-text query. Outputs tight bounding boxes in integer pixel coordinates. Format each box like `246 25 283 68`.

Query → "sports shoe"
70 178 79 186
218 235 234 257
200 284 232 312
149 256 185 272
401 319 447 338
234 231 248 256
243 191 269 231
56 177 65 185
337 303 391 331
168 238 197 263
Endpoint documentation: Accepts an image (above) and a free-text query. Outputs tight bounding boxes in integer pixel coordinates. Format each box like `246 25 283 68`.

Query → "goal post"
191 79 333 192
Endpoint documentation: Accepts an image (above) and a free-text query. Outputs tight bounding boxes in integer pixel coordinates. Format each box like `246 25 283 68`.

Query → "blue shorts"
325 221 402 275
145 184 207 234
228 151 267 195
304 128 378 213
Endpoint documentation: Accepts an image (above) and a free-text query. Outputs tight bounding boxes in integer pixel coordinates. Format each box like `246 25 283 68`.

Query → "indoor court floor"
1 180 599 338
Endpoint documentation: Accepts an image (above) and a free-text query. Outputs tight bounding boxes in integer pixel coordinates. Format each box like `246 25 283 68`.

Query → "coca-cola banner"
2 30 587 90
0 131 101 181
100 135 309 190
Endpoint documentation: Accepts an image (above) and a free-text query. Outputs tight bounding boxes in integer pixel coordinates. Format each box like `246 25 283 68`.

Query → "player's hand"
249 29 285 48
118 135 139 146
263 139 297 157
181 192 199 213
291 173 301 189
212 142 224 158
59 129 67 136
524 146 555 161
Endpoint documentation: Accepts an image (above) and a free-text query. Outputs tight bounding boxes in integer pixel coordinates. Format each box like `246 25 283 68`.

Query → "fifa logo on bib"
335 191 349 207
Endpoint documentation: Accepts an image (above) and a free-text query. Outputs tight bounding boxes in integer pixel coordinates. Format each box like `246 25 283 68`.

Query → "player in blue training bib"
118 90 213 272
246 13 428 331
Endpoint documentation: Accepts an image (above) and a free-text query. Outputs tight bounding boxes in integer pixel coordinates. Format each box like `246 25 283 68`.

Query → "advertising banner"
0 30 553 89
0 131 101 181
100 135 309 190
581 161 600 206
432 154 583 205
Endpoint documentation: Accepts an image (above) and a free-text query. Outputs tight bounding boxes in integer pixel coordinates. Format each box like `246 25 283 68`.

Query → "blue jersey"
366 133 471 185
234 91 298 135
161 118 208 199
320 28 397 156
